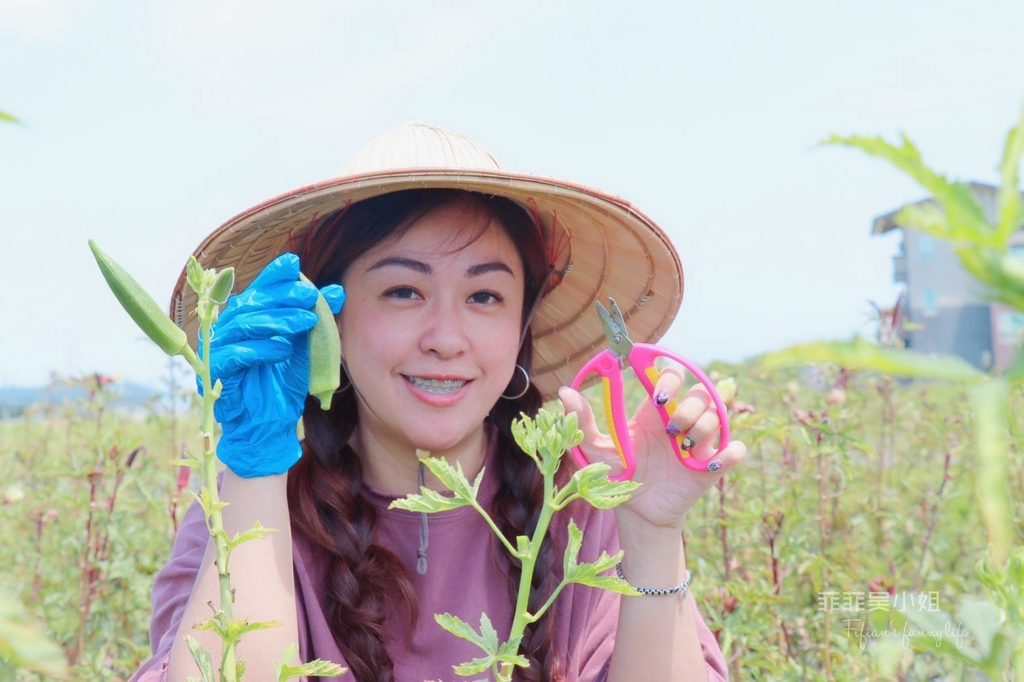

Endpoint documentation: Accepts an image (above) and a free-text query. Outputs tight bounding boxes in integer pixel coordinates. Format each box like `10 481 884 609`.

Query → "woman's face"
338 200 526 458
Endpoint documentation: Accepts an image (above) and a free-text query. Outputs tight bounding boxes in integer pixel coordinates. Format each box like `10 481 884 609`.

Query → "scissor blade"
595 299 633 357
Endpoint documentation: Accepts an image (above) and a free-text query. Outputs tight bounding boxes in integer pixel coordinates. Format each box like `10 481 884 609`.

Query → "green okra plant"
761 97 1024 679
88 241 344 682
391 409 642 682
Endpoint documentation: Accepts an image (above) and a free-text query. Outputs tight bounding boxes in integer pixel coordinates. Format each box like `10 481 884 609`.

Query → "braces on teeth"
408 377 466 393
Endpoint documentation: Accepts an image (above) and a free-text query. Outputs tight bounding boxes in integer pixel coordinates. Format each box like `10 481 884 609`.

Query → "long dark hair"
287 189 567 681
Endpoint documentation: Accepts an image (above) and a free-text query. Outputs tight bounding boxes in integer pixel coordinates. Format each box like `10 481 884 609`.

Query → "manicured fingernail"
707 458 723 472
680 436 696 450
666 423 683 437
654 390 670 406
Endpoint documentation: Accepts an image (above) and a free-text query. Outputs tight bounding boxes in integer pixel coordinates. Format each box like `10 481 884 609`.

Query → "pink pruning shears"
570 299 731 481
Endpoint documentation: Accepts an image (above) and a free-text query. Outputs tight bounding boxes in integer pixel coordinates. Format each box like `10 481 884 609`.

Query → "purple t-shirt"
131 452 728 681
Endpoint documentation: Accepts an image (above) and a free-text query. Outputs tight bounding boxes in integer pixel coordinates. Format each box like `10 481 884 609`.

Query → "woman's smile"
404 375 470 395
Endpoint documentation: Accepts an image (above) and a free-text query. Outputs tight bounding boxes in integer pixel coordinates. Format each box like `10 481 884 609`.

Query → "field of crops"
2 360 1017 681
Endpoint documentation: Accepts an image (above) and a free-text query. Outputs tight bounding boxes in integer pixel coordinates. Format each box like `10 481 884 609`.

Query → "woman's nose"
418 301 469 359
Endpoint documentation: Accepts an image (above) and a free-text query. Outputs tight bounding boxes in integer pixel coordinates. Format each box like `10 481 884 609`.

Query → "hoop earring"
501 365 530 400
334 365 352 395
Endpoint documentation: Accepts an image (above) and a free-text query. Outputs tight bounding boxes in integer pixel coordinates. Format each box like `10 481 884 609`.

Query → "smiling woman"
131 122 745 682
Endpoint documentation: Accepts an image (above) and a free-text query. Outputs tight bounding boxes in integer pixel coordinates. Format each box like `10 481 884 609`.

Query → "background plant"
756 97 1024 678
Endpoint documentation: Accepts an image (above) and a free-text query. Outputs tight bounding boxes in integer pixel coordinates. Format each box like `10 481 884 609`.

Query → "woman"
132 123 745 681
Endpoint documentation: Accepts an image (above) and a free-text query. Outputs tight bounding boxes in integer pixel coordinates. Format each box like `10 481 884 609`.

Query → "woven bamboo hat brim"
170 122 683 401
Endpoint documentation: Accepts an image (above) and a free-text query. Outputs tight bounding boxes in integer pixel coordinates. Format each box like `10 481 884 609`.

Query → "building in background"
873 182 1024 371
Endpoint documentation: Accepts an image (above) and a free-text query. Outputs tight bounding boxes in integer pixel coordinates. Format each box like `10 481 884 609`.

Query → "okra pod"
300 274 342 409
88 240 189 357
208 267 235 305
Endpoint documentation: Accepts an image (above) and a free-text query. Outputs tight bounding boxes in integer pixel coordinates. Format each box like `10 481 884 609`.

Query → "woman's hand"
558 365 746 534
199 253 345 478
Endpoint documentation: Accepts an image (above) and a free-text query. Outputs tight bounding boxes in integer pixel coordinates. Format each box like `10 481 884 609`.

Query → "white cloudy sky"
2 0 1023 389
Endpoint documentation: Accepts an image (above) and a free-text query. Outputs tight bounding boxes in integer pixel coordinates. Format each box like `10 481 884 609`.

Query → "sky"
2 0 1024 390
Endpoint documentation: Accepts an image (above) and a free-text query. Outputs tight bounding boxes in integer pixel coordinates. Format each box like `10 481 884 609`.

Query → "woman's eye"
468 291 503 305
385 286 422 300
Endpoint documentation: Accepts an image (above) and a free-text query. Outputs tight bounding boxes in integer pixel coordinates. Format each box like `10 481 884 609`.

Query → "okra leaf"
759 336 984 383
558 463 640 510
971 380 1014 566
194 617 281 646
417 456 482 502
184 635 215 682
275 643 346 680
496 634 526 660
435 613 488 650
452 656 495 676
511 417 540 465
562 520 636 595
390 487 472 513
192 488 229 516
823 133 990 244
227 520 277 550
995 99 1024 246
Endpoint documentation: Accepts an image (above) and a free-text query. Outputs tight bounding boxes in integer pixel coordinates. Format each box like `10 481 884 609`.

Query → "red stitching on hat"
292 201 352 265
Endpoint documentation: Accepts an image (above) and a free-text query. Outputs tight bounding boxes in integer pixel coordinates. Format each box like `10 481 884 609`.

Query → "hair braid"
289 389 417 682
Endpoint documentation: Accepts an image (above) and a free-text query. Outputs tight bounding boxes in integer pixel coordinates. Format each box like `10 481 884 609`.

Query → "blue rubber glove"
200 253 345 478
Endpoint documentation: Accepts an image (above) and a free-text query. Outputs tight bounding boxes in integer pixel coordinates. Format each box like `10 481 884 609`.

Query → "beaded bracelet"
616 562 692 597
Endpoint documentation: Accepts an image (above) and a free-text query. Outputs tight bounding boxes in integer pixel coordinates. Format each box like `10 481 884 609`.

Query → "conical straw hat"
170 122 683 401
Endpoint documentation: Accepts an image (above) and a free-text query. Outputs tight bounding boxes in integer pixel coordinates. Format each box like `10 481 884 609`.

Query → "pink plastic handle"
569 349 636 482
628 343 731 472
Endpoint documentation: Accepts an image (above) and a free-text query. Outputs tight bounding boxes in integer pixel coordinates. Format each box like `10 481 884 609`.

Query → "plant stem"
497 457 559 682
195 321 238 682
815 437 834 682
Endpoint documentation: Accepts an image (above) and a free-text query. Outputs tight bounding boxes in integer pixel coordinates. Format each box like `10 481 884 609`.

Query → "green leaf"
443 615 527 677
418 456 482 502
452 656 495 676
556 463 640 510
0 111 20 124
759 336 984 383
274 643 346 680
562 520 636 595
193 618 281 647
957 597 1004 660
227 520 278 550
971 380 1014 565
435 613 487 649
996 98 1024 246
184 635 215 682
192 487 229 516
390 486 473 513
824 133 991 245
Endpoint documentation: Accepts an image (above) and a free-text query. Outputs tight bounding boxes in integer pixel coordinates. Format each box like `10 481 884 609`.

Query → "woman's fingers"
214 309 319 344
557 386 599 441
222 281 320 319
557 386 626 475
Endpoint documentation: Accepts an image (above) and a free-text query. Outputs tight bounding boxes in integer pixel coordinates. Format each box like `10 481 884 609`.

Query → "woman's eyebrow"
366 257 431 274
466 261 514 277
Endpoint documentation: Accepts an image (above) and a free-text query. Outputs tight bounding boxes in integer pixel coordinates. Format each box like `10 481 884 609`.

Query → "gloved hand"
199 253 345 478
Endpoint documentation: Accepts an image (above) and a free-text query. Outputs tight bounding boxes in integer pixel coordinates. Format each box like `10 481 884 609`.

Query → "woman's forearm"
607 524 708 682
167 472 298 681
